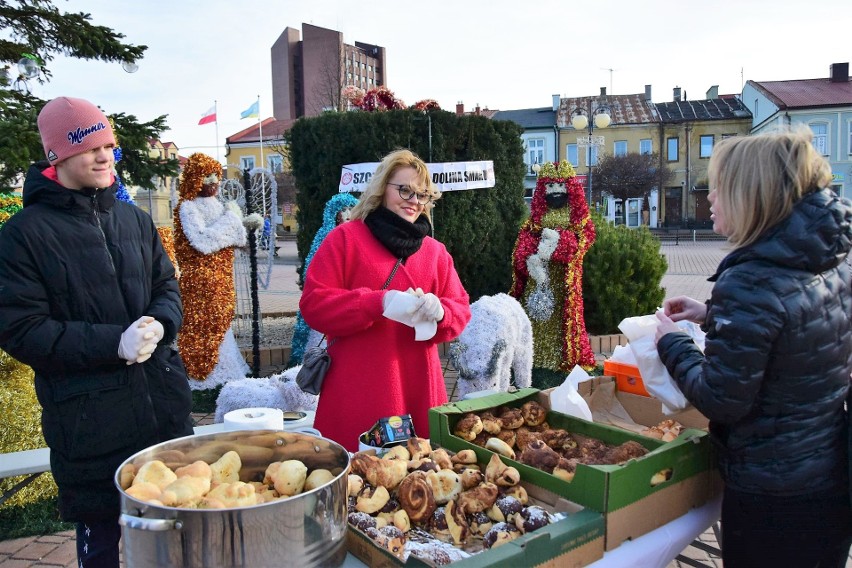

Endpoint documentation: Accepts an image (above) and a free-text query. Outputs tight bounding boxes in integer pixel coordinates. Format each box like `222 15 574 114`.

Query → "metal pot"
115 429 350 567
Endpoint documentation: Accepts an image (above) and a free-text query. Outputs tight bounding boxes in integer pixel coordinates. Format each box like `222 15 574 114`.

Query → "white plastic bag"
549 366 593 421
617 312 705 415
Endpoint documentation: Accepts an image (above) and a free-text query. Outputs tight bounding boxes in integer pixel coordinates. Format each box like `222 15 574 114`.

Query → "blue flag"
240 100 259 119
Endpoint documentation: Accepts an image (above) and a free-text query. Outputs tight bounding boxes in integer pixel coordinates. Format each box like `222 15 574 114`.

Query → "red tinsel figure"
510 160 597 371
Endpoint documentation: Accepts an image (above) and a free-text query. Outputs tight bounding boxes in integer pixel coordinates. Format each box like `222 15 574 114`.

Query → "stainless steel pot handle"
119 513 182 532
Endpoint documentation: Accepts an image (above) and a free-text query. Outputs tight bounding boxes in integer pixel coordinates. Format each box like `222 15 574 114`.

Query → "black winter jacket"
658 188 852 496
0 163 192 522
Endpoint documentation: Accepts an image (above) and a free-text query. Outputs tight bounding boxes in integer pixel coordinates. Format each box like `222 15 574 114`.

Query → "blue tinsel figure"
287 193 360 367
112 147 135 204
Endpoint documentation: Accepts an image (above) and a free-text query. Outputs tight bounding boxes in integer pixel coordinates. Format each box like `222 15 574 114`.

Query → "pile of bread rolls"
452 400 649 482
347 437 558 564
119 432 342 509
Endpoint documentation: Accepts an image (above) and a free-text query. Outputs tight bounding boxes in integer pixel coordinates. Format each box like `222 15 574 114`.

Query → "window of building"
848 121 852 154
240 156 255 171
587 146 599 166
566 143 578 167
267 154 283 173
639 139 652 155
667 137 679 162
614 140 628 156
721 133 737 140
699 135 714 158
810 123 828 155
527 138 544 173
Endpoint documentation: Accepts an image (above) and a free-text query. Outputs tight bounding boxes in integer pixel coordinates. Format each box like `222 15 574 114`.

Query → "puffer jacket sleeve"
657 268 786 424
0 223 124 372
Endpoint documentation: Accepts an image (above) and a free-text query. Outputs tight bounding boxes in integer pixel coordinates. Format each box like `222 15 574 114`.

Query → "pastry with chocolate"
453 413 484 441
366 525 406 557
488 495 523 523
518 439 562 472
515 505 552 533
483 521 521 549
604 440 649 464
455 481 499 514
348 511 377 532
397 470 437 524
430 505 450 537
479 411 502 435
444 499 470 545
520 400 548 426
468 510 494 536
495 428 517 448
498 407 525 430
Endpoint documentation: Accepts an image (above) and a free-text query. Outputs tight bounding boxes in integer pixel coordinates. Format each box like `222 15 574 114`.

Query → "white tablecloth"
340 495 722 568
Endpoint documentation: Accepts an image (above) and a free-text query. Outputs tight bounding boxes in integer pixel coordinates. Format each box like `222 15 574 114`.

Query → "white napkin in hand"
382 292 437 341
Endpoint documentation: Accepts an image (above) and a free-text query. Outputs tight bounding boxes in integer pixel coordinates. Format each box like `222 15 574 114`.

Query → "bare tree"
309 43 345 115
594 152 673 209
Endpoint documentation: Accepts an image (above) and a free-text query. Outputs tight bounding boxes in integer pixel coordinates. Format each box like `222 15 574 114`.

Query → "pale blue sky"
27 0 849 162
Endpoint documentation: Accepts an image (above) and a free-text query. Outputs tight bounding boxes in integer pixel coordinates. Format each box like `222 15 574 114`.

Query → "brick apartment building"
270 23 387 121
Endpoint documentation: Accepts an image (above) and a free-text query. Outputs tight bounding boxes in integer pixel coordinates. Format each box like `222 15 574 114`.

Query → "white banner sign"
339 161 495 193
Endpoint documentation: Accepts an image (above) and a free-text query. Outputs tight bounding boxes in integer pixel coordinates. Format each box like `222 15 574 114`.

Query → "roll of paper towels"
223 407 284 431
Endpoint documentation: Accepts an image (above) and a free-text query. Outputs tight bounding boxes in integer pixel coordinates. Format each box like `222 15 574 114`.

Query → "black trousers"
76 519 121 568
722 486 852 568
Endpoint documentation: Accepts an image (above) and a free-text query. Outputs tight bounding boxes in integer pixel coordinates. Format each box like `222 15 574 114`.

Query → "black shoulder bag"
296 258 402 395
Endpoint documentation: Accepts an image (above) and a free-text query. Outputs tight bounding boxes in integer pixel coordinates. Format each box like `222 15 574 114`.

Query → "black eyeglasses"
387 182 432 204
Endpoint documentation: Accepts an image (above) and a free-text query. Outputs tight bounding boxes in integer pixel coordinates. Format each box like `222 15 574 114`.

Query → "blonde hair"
350 149 441 222
708 127 832 248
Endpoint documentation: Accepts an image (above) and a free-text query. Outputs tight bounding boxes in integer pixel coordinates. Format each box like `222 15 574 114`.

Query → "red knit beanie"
37 97 116 164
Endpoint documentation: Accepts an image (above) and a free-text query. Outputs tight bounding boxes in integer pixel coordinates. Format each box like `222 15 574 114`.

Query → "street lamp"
571 98 611 205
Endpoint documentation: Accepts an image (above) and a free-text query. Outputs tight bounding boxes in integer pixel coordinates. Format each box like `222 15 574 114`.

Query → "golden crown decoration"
536 159 576 179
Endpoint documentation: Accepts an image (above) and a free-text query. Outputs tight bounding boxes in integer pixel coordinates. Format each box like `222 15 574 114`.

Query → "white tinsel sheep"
448 293 533 399
214 365 318 423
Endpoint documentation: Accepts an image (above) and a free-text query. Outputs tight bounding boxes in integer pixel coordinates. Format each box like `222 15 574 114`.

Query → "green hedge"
582 213 668 334
287 109 527 300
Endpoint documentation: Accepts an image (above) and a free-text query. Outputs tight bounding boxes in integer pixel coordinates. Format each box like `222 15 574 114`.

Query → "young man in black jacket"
0 96 193 568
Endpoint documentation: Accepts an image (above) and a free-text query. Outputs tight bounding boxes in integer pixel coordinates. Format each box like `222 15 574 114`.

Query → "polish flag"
198 106 216 125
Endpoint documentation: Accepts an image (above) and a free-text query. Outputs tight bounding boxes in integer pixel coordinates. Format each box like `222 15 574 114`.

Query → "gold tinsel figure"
174 154 248 385
0 351 58 507
157 226 179 278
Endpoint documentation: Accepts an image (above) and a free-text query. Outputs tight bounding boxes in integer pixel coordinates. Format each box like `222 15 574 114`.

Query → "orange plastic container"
603 360 650 397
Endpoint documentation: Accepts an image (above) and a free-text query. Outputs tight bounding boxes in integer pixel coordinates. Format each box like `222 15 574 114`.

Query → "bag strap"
317 258 403 349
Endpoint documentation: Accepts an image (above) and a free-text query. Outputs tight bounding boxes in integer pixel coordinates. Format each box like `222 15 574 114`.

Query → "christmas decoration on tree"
510 160 597 372
109 118 134 204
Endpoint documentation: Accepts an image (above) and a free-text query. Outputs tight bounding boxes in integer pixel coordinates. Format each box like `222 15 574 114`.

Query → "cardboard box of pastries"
345 442 605 567
428 388 719 551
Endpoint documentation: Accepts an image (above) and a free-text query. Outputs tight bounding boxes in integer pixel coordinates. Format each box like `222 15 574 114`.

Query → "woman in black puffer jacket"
655 129 852 567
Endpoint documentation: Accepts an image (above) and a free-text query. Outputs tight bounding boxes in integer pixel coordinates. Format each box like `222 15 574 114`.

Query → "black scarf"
364 206 431 260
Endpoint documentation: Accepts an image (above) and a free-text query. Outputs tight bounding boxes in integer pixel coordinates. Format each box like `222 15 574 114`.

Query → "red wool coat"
300 219 471 451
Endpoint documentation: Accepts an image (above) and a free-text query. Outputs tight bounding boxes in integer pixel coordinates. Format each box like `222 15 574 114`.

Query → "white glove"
225 200 242 218
118 316 163 365
412 293 444 323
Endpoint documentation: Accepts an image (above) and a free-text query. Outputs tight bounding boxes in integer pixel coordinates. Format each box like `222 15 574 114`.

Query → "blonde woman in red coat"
300 149 471 451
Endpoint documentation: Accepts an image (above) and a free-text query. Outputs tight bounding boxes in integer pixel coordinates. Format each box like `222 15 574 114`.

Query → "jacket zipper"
91 194 116 274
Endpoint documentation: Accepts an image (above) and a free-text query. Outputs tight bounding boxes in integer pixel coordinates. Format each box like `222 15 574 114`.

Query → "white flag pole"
257 95 263 169
214 99 220 163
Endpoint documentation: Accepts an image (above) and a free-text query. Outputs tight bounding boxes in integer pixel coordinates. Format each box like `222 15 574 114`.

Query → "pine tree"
0 0 177 190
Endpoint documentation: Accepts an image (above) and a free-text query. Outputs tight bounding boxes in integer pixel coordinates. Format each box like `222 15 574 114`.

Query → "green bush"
582 213 667 334
287 109 527 300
